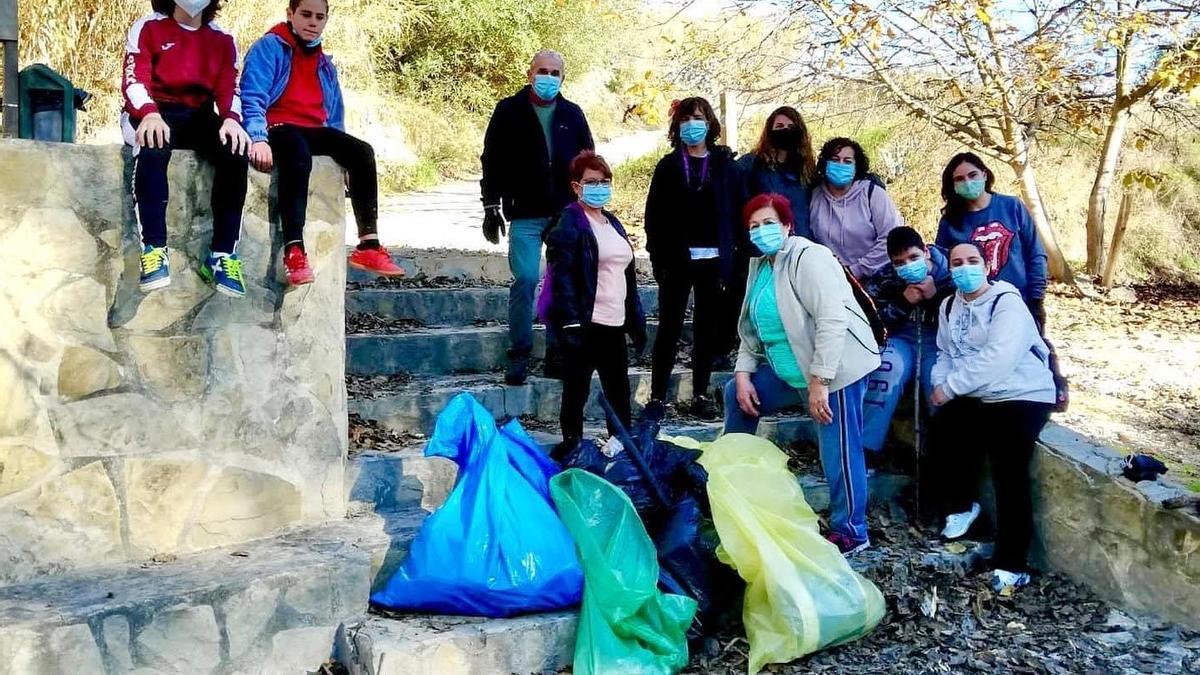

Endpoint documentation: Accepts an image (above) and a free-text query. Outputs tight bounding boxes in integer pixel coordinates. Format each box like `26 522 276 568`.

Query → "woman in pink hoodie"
808 138 904 280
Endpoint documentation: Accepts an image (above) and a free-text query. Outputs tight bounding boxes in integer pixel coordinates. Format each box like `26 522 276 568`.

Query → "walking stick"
913 309 924 518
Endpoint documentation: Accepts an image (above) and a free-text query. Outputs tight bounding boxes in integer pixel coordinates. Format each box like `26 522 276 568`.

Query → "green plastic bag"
549 469 698 675
698 434 885 674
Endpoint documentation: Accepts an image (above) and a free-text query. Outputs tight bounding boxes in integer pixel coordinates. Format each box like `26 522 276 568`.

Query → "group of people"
484 52 1066 593
123 0 403 296
121 0 1064 594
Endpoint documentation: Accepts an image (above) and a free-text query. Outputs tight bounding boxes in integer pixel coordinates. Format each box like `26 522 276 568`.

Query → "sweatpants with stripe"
723 365 869 542
130 104 248 254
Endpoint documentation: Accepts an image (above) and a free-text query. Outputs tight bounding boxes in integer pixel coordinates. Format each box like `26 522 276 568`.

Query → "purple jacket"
809 180 905 279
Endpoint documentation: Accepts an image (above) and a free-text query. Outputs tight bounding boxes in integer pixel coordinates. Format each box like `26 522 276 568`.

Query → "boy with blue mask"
861 227 953 457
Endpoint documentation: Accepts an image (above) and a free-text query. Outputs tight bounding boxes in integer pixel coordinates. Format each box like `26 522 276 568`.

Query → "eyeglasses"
580 179 612 187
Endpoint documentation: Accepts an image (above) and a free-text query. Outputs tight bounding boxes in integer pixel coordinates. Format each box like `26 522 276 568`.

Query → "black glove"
483 206 506 245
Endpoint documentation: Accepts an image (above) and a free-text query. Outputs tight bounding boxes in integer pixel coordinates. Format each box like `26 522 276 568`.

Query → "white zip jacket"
932 281 1056 404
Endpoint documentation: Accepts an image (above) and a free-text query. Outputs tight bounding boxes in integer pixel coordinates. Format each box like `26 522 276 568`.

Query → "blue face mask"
825 161 856 188
679 120 708 147
750 221 787 257
580 183 612 209
951 264 988 294
895 257 929 284
307 35 323 47
532 74 562 101
955 178 987 201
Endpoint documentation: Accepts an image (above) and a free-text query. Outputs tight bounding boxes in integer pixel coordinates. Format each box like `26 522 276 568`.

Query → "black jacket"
480 86 595 221
545 203 646 338
643 146 749 287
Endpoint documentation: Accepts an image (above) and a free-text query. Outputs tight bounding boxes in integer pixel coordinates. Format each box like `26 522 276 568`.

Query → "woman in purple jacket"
808 138 904 280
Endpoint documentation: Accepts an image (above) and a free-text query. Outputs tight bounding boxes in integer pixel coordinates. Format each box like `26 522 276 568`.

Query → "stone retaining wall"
0 140 348 583
1032 424 1200 631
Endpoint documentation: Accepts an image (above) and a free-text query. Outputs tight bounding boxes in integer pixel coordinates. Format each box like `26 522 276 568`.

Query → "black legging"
927 398 1052 572
651 258 736 402
134 104 248 253
268 124 379 246
560 323 632 442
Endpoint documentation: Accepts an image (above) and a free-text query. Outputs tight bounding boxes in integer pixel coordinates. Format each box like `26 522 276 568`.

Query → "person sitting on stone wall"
860 227 953 459
544 151 646 456
122 0 252 297
928 241 1056 594
241 0 405 287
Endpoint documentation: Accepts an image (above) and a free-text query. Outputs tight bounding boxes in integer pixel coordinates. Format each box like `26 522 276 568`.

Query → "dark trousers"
928 397 1052 572
651 258 734 402
268 124 379 245
134 105 248 254
560 323 632 442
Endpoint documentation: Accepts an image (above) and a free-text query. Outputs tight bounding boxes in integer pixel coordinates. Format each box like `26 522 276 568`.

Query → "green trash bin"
18 64 85 143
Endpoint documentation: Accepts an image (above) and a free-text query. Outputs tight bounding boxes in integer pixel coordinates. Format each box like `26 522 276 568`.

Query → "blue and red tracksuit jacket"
239 23 345 143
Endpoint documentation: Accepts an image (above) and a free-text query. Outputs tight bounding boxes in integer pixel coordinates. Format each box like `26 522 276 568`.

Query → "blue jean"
723 366 869 542
508 217 553 357
862 328 939 453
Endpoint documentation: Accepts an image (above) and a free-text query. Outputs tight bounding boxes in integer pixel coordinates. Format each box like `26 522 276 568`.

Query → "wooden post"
1101 189 1132 289
720 90 739 151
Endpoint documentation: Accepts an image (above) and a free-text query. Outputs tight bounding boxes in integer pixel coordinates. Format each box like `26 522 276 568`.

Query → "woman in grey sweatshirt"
928 242 1055 594
808 138 904 279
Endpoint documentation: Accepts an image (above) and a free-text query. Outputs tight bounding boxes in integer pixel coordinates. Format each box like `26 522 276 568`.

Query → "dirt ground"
1046 283 1200 491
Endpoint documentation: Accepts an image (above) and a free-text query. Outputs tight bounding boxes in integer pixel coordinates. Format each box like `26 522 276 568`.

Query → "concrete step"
350 613 576 675
345 286 660 326
346 321 690 377
0 517 393 675
348 247 653 286
349 369 733 436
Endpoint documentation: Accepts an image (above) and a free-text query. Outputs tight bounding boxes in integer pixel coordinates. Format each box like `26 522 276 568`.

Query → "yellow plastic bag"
697 433 885 674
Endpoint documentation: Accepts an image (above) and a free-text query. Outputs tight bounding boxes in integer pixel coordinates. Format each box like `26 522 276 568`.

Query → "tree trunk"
1101 189 1133 288
1012 160 1075 284
1084 105 1132 277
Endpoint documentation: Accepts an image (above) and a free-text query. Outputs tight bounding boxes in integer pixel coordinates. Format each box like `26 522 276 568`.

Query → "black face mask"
769 127 801 149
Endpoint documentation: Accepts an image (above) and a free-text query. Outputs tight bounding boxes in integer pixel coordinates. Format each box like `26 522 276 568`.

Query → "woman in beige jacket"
723 193 882 555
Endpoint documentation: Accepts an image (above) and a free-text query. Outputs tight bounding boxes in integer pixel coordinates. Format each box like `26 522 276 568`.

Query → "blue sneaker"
200 253 247 298
139 245 171 292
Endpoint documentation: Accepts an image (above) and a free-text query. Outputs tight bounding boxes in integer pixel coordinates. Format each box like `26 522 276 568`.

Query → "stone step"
350 613 577 675
345 286 661 326
0 517 394 675
348 247 653 286
346 321 691 377
347 415 825 517
349 369 733 436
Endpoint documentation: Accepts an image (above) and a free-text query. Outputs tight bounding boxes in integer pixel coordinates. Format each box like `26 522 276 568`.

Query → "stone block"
101 614 134 671
0 208 98 277
221 578 283 661
260 626 336 675
45 624 105 674
52 393 190 458
184 467 302 550
127 335 210 402
134 604 222 674
0 461 122 583
124 459 213 556
0 358 40 438
57 346 122 401
114 250 215 332
0 445 57 498
42 277 118 352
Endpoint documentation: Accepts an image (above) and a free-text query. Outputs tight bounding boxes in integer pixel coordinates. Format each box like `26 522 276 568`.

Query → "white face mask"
175 0 210 18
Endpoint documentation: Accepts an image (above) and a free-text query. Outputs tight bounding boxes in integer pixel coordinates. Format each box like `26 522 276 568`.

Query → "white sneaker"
601 436 625 458
992 569 1031 593
941 502 981 540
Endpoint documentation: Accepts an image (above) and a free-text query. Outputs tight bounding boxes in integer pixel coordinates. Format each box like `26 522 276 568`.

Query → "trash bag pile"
369 392 583 616
370 393 886 675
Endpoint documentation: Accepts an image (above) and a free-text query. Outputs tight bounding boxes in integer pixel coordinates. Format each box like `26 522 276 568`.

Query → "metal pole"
1 43 16 137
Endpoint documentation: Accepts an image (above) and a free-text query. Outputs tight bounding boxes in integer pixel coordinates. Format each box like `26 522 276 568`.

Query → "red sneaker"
825 532 871 556
349 247 405 277
284 247 315 286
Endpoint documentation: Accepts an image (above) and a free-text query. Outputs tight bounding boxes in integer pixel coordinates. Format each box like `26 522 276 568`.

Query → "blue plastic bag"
369 393 584 616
